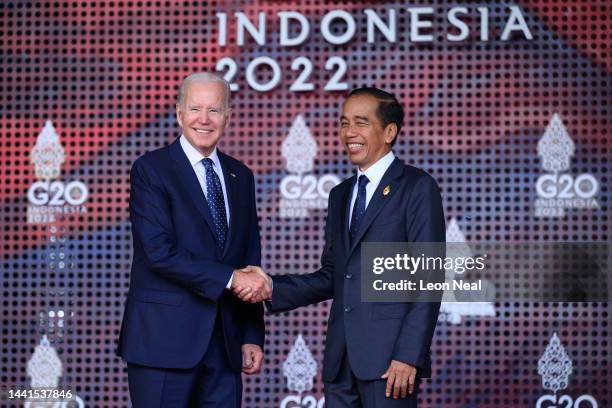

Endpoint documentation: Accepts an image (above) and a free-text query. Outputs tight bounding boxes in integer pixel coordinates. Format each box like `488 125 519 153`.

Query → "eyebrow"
340 115 370 122
188 104 222 109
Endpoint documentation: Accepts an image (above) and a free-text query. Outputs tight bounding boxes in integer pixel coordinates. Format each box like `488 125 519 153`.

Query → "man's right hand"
231 266 272 303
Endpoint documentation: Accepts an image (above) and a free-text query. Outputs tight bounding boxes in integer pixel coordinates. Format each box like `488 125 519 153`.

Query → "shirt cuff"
226 271 234 289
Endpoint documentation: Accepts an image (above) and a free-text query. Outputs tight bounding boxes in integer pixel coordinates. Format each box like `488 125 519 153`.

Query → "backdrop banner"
0 2 610 407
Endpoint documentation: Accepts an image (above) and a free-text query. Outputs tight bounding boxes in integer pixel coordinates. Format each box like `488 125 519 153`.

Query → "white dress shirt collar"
179 135 222 169
355 150 396 187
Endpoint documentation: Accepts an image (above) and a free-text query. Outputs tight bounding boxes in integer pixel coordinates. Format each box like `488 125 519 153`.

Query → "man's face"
340 94 395 171
176 81 231 156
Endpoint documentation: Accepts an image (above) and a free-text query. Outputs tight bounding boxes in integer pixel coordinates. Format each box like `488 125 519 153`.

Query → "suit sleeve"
266 192 336 313
129 158 234 302
392 174 445 369
240 171 265 347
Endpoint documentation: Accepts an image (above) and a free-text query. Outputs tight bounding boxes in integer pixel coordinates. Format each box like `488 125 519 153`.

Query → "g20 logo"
27 181 89 206
280 395 324 408
535 174 598 199
280 174 340 200
536 394 597 408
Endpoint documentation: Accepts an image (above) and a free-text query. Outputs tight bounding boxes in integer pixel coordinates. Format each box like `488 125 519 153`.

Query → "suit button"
344 307 352 313
345 274 353 279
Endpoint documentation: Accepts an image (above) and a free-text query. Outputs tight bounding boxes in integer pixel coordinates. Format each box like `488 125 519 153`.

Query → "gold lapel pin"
382 185 391 196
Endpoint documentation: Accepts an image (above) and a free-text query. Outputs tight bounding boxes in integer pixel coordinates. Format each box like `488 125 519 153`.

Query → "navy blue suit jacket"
268 158 445 382
118 138 264 371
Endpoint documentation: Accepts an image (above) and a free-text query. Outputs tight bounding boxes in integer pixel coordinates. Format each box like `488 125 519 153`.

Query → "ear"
385 123 398 145
225 107 232 126
176 103 184 128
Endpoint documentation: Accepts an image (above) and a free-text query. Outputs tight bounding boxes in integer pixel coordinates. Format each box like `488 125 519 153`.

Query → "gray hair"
177 72 231 110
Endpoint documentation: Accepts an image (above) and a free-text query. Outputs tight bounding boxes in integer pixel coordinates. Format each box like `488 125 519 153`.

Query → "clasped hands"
230 265 272 302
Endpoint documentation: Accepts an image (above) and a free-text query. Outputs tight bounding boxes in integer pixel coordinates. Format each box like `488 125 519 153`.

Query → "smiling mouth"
347 143 364 151
194 128 213 134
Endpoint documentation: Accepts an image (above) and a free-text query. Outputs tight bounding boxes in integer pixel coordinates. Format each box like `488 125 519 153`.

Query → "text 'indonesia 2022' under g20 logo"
534 114 599 218
27 121 88 224
279 115 340 218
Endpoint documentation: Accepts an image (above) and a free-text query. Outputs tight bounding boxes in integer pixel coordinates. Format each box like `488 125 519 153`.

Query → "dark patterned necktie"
202 158 228 250
349 174 369 245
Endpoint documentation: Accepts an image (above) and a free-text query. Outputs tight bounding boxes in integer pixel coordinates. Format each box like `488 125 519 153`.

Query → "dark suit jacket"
268 158 445 382
117 138 264 371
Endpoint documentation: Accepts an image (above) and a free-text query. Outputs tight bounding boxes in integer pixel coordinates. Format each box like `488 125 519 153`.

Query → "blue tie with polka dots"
202 158 228 251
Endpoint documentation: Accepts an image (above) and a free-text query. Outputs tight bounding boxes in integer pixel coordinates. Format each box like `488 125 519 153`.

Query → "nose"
197 110 211 124
346 123 359 138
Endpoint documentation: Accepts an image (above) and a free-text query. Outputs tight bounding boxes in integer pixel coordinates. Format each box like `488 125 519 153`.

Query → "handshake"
230 266 272 303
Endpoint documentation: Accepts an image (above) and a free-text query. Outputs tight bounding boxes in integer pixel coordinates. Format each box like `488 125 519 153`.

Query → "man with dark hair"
237 87 445 407
346 87 405 147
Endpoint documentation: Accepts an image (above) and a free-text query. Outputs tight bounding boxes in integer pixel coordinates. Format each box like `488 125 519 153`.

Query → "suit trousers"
324 349 419 408
127 311 241 408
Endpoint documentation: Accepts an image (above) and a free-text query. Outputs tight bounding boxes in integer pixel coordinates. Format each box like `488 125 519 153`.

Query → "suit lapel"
168 139 219 248
217 151 238 257
338 176 355 256
348 158 404 256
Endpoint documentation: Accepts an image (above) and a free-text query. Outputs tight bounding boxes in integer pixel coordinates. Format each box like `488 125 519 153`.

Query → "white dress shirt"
180 135 233 288
348 150 396 226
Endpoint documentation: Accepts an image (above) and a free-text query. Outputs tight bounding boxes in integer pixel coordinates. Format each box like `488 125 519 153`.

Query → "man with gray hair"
118 72 271 407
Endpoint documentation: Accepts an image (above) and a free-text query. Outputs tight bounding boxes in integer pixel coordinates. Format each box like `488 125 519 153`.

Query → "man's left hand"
241 344 264 375
381 360 417 399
